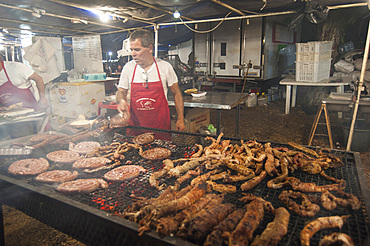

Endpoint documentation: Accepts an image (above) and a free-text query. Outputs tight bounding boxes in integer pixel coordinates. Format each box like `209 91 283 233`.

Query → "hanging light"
173 10 181 18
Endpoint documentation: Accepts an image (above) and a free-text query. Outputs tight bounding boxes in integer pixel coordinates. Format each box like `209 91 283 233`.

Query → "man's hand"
38 96 49 110
117 99 129 113
176 118 186 131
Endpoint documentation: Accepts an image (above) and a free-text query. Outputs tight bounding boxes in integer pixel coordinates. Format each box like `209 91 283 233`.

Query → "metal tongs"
0 144 34 156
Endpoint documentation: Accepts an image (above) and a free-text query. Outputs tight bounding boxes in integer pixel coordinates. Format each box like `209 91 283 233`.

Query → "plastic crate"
296 41 333 53
296 41 333 62
296 51 332 62
296 60 331 82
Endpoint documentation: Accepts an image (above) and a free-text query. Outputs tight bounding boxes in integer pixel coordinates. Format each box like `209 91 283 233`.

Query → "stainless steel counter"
168 92 249 136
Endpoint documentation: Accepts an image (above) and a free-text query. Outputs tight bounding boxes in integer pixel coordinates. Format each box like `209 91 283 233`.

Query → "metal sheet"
168 91 248 110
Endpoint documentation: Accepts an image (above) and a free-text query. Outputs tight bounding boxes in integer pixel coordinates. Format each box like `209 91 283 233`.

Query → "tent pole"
346 19 370 151
154 25 158 58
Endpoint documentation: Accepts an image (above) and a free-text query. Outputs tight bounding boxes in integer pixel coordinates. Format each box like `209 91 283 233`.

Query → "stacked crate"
295 41 333 82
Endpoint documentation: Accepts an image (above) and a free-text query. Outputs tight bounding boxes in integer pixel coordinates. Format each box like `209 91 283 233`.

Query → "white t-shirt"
118 58 178 100
0 62 34 89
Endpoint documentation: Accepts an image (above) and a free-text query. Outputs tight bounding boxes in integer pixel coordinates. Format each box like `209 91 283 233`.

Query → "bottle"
261 92 268 104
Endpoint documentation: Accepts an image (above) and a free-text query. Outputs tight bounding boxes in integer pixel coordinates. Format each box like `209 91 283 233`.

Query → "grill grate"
0 126 369 246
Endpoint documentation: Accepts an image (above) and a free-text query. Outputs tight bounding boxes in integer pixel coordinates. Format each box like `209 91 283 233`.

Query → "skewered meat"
151 184 207 219
320 190 361 210
177 194 224 239
204 208 245 246
140 147 171 160
29 134 64 149
8 158 49 175
137 186 194 225
56 178 108 193
223 171 255 183
267 155 289 189
206 180 237 193
229 199 265 246
286 177 346 192
288 142 319 157
133 132 155 145
104 165 147 182
319 232 354 246
35 170 78 183
300 215 350 246
210 171 228 181
46 150 80 164
250 207 290 246
72 157 111 169
279 190 320 217
156 193 216 237
225 162 254 177
239 194 275 213
69 141 101 154
187 203 234 243
192 144 203 158
190 172 211 187
149 159 174 189
265 153 278 176
175 169 200 187
29 134 61 143
320 170 342 183
320 190 337 210
301 161 322 174
241 170 267 191
167 160 200 178
125 185 179 213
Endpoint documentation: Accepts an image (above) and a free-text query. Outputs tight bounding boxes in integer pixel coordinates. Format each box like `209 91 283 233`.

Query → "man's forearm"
174 92 184 121
116 88 129 112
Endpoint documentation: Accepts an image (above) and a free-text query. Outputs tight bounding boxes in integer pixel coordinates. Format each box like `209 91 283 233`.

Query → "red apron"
0 61 39 110
129 59 170 130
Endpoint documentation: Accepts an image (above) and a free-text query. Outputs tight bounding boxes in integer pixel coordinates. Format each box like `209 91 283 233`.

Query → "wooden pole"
346 20 370 151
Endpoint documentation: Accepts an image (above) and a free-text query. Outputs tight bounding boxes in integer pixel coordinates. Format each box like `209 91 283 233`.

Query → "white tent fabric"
23 38 61 83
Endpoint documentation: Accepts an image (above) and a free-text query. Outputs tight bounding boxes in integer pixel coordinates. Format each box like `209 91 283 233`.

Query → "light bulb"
173 10 180 18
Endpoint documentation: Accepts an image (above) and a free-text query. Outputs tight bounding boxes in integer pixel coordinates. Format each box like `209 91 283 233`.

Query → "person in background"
0 55 48 110
104 63 112 77
116 64 122 73
116 29 185 131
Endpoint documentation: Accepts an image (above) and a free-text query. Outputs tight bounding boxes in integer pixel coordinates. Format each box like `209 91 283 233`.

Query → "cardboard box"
245 94 257 107
258 97 267 106
49 81 105 118
171 119 190 132
185 108 210 133
83 73 107 81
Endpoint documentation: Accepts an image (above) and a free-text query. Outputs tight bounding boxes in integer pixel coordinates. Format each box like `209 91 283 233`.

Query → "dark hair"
129 29 154 48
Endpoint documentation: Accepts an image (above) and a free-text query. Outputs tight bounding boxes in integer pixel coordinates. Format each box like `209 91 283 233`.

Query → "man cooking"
0 55 48 111
116 29 185 131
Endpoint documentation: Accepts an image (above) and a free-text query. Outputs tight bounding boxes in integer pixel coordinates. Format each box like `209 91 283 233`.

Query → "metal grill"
0 126 370 246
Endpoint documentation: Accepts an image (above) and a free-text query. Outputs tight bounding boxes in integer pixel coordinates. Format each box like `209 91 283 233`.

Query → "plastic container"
296 41 333 54
296 60 331 82
296 51 332 63
343 120 370 152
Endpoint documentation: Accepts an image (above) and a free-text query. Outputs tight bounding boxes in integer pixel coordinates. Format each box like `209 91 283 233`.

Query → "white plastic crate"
296 60 331 82
297 41 333 53
296 51 332 62
296 41 333 62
